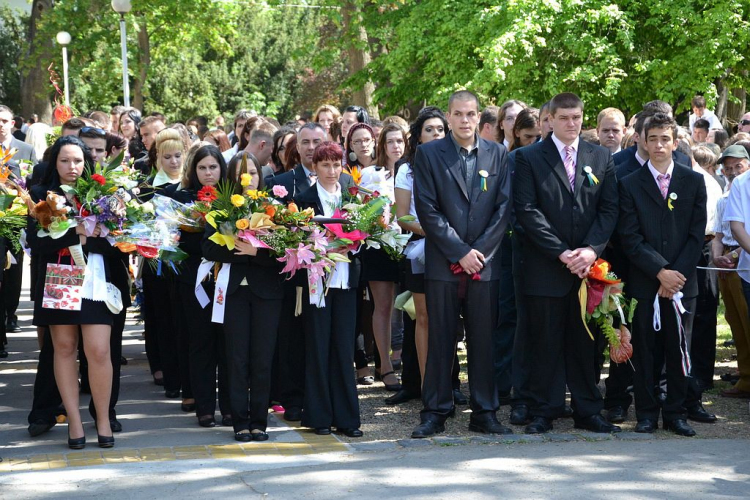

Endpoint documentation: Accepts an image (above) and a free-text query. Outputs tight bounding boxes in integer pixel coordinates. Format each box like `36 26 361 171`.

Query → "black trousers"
421 279 499 423
510 234 532 407
690 243 718 387
494 234 515 399
3 250 23 324
177 282 230 418
223 286 281 432
277 281 306 411
524 288 603 419
632 296 694 422
28 327 61 426
141 268 163 376
301 288 360 430
604 357 633 410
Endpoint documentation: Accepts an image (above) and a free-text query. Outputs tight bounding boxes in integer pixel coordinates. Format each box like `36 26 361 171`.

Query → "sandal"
251 429 269 441
378 371 402 392
234 430 252 442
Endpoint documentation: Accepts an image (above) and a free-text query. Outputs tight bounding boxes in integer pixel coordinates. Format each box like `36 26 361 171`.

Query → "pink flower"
308 228 330 252
278 248 300 276
272 185 289 198
295 244 315 266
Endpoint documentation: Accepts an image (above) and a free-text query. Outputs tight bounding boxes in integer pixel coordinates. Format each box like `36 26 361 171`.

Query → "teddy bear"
31 191 70 229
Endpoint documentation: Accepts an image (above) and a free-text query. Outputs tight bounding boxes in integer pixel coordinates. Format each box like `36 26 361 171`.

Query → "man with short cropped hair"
479 106 500 142
134 116 165 175
596 108 626 154
693 119 710 143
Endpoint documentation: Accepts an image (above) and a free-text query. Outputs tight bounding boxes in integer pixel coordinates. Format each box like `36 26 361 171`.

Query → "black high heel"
378 371 402 392
97 432 115 448
68 429 86 450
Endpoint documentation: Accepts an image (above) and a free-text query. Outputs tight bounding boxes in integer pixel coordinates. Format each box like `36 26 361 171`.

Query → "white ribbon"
405 238 426 274
68 243 86 267
612 293 626 325
194 259 214 309
211 263 231 324
81 252 123 313
308 269 325 308
652 291 692 376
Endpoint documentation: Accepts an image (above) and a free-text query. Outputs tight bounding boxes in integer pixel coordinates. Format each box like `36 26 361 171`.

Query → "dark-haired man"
411 90 512 438
618 113 707 436
692 118 710 143
479 106 500 142
514 92 620 435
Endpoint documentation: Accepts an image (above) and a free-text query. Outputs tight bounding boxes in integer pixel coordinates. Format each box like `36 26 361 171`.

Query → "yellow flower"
245 189 260 200
230 194 245 207
240 173 252 187
235 218 250 230
0 211 5 217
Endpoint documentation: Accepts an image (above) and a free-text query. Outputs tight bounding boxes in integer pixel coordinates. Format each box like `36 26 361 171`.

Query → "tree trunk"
342 4 378 120
132 16 150 112
21 0 53 122
726 87 746 129
715 79 728 124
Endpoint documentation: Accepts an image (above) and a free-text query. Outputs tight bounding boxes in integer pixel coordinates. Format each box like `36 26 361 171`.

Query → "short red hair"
312 141 343 164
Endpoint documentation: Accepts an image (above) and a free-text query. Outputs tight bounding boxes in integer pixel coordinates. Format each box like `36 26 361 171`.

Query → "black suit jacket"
293 185 361 288
614 145 690 171
617 162 707 300
413 134 511 282
513 136 618 297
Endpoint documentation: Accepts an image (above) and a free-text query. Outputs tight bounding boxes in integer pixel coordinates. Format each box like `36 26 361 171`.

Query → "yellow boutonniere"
668 192 677 211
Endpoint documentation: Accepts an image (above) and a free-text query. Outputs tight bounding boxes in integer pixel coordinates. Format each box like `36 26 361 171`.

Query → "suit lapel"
471 139 492 203
440 138 469 201
638 165 667 208
294 166 311 189
541 137 573 193
574 142 590 195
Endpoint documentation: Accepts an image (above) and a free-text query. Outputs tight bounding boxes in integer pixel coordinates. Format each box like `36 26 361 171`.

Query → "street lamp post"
111 0 132 107
56 31 71 106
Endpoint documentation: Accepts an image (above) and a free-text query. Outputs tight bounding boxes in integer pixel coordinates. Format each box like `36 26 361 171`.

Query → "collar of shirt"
0 138 11 150
551 133 579 164
647 160 675 187
302 165 313 178
502 138 511 150
315 181 342 217
449 131 478 156
635 150 648 166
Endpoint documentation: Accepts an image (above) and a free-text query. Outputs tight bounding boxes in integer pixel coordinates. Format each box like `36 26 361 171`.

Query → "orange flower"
265 204 276 217
287 202 298 213
347 165 362 185
114 242 136 253
588 258 620 284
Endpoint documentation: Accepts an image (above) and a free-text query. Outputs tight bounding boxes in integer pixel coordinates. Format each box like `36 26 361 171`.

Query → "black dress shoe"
120 356 128 366
562 405 574 418
153 375 164 386
453 389 469 405
6 321 21 333
110 418 122 433
687 404 717 423
28 420 55 437
181 402 196 412
251 430 269 441
97 433 115 448
574 414 622 433
234 431 252 442
525 417 553 434
221 415 233 427
664 419 696 436
469 415 513 435
509 405 531 425
283 407 302 422
411 420 445 439
385 389 419 405
165 390 181 399
68 432 86 450
199 416 217 428
315 427 331 435
606 406 627 424
634 419 657 433
337 428 364 438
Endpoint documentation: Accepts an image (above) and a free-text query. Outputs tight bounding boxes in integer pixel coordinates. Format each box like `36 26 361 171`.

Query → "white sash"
194 259 214 308
211 263 231 323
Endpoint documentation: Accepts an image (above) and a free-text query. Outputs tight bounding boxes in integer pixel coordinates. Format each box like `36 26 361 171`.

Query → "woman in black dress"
27 136 116 449
294 141 363 438
167 145 231 427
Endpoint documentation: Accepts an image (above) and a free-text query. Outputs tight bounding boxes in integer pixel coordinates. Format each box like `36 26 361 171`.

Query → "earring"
348 152 358 162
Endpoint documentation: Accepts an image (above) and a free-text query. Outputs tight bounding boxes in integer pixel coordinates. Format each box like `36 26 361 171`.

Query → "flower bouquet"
328 185 411 260
578 258 637 363
0 165 31 252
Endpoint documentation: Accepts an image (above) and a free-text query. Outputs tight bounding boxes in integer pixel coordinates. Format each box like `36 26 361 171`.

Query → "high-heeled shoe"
68 429 86 450
377 371 402 392
97 432 115 448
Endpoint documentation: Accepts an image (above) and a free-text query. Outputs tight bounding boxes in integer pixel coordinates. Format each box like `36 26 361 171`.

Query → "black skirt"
33 297 113 327
360 246 400 283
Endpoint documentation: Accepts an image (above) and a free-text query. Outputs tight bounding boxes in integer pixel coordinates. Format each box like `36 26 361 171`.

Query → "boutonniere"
478 170 489 192
583 166 599 186
668 192 677 211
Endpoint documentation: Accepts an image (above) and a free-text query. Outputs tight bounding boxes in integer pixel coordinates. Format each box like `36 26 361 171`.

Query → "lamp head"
111 0 132 14
56 31 71 46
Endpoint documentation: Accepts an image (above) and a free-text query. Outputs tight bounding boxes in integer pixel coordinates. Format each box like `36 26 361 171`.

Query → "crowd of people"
2 90 750 450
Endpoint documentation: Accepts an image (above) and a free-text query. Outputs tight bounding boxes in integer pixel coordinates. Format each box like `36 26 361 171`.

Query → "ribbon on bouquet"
194 259 214 308
652 291 692 376
307 261 350 309
81 252 122 314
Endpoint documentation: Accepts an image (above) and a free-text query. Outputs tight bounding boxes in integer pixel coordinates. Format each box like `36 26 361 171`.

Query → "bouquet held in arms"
0 149 35 251
330 185 411 261
579 259 637 364
147 186 216 234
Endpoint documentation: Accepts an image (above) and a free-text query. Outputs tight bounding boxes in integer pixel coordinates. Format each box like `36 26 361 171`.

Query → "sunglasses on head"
80 126 106 136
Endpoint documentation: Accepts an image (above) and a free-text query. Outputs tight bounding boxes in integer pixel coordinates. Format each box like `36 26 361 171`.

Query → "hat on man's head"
718 144 750 163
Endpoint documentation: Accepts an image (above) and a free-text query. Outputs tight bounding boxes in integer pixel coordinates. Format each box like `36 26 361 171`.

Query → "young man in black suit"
411 90 513 438
617 113 707 436
513 92 620 434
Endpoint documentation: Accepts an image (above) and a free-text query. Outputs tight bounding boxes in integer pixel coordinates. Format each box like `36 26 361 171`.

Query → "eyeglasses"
80 126 106 136
740 120 750 126
351 138 373 147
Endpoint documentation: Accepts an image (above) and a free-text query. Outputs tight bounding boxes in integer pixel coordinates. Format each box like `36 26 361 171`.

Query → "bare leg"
81 324 113 438
369 281 397 386
50 325 84 439
413 292 429 386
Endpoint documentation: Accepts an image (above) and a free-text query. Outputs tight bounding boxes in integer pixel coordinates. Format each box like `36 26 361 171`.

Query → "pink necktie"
563 145 576 190
657 173 670 199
